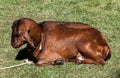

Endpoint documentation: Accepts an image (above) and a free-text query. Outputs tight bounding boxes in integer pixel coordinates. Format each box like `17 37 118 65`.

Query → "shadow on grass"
15 48 36 63
15 48 28 60
15 48 65 65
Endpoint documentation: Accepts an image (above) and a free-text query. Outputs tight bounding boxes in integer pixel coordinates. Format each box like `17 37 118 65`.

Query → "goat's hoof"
54 59 65 65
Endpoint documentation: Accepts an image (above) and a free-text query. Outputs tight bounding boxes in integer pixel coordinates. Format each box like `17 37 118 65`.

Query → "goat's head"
11 18 37 48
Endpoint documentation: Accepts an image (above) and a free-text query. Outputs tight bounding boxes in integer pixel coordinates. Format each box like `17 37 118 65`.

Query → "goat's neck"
30 25 42 47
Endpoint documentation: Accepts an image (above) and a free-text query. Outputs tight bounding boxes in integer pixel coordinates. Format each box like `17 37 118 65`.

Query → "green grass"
0 0 120 78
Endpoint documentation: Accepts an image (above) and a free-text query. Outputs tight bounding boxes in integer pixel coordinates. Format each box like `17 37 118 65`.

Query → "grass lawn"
0 0 120 78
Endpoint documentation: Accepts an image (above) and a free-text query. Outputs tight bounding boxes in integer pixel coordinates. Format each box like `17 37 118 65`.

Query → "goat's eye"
15 34 20 37
28 30 30 33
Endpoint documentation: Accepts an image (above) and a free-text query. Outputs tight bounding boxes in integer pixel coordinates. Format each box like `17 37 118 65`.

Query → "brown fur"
11 18 111 66
36 21 111 66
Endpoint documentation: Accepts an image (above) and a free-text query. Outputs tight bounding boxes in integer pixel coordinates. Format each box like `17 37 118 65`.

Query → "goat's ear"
24 32 35 48
12 20 20 26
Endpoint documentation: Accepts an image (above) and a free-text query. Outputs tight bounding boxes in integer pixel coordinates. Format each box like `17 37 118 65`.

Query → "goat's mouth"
11 42 27 48
12 45 19 48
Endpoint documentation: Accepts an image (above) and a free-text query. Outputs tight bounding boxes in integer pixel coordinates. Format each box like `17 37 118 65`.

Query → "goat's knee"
36 60 46 66
36 61 43 66
35 59 54 66
95 59 106 65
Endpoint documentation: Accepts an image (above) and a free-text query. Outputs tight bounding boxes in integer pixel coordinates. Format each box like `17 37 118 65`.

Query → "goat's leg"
76 53 105 65
36 52 64 66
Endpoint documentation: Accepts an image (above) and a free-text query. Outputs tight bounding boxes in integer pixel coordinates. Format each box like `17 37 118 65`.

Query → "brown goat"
11 18 111 66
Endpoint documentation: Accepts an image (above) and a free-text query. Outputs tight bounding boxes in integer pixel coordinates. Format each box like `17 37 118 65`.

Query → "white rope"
0 59 33 70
